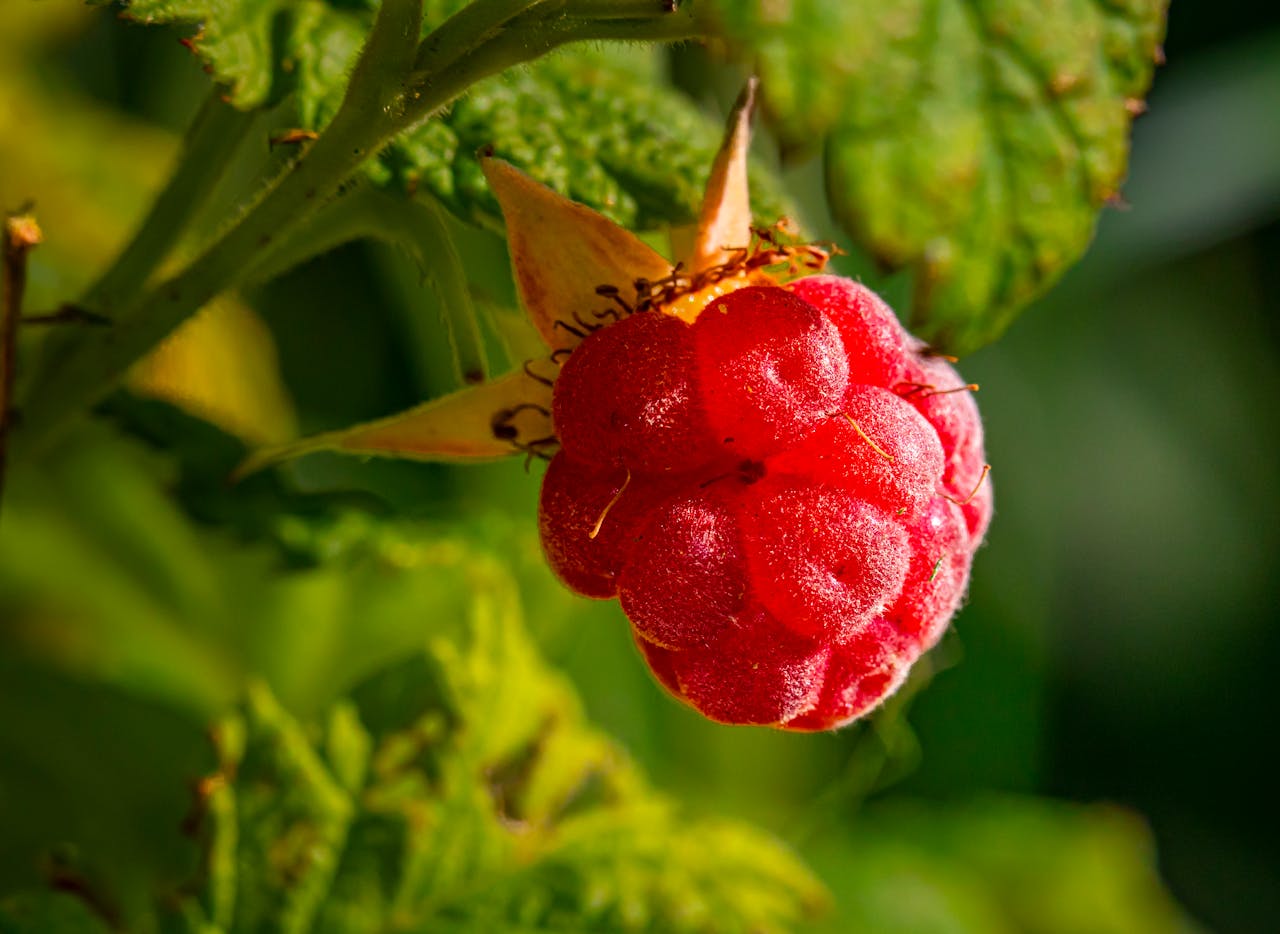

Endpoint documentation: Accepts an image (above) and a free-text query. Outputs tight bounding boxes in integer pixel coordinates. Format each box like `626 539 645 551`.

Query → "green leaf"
109 2 786 231
398 47 788 232
108 0 378 110
213 683 353 934
706 0 1169 354
302 536 830 932
200 534 826 933
175 554 828 933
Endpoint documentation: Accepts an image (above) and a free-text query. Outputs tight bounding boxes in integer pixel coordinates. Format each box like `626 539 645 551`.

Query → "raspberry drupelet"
540 277 991 730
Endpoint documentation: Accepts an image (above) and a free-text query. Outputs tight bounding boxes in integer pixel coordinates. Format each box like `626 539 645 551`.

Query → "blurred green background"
2 1 1277 932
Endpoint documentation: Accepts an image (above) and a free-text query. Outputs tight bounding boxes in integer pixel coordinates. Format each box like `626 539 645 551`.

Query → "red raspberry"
541 277 991 729
784 618 915 732
692 286 849 458
553 310 718 474
640 607 831 726
790 275 918 388
618 488 748 649
740 480 910 643
766 385 944 517
539 452 670 599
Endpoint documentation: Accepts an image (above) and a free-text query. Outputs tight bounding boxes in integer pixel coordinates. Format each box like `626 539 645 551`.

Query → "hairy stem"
412 0 550 76
567 0 690 19
16 0 702 455
80 92 258 317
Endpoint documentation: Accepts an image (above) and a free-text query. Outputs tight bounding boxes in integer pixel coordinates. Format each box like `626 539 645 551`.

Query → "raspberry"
652 606 832 726
790 275 917 388
539 452 668 598
618 489 748 649
904 355 992 544
887 495 973 649
541 277 991 729
553 310 717 474
740 480 909 643
784 618 914 732
766 386 944 517
691 286 849 458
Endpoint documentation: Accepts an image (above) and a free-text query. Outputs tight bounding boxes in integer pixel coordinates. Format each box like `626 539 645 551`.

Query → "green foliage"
0 428 827 933
396 48 788 231
705 0 1169 353
108 0 397 110
107 1 784 230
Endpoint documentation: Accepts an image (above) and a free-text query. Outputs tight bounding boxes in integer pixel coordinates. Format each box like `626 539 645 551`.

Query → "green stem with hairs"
80 92 258 317
15 0 702 455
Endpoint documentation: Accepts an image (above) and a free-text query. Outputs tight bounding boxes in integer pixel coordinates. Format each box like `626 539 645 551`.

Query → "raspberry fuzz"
540 278 991 729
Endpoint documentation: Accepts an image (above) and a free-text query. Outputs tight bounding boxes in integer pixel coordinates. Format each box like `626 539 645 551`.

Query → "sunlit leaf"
483 156 672 353
129 295 298 446
236 369 551 477
705 0 1169 354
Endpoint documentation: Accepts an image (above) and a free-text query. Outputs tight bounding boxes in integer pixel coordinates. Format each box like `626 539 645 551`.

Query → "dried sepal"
685 77 757 277
235 370 552 477
481 156 672 352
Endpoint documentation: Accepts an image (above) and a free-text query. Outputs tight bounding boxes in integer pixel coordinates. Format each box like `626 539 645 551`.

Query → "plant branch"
80 92 257 317
412 0 551 77
14 0 705 455
16 0 427 453
566 0 691 20
1 211 42 507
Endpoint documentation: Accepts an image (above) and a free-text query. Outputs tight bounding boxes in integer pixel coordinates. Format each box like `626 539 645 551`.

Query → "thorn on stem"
269 128 319 148
3 210 44 507
23 304 111 327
